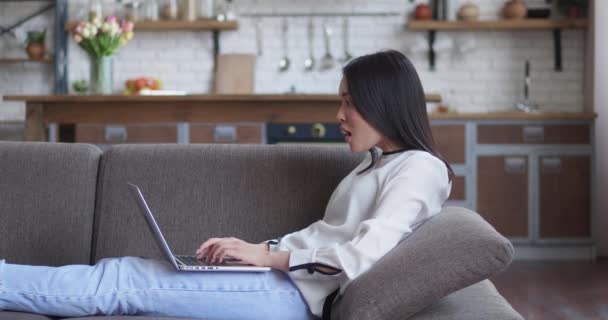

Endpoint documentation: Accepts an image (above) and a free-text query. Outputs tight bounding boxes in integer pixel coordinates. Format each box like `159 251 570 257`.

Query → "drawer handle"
504 157 526 174
214 125 237 143
522 126 544 143
105 125 127 143
541 157 562 174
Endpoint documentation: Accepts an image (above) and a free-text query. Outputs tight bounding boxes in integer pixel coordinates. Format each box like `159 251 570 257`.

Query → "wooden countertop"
3 94 596 121
429 111 597 120
3 93 442 103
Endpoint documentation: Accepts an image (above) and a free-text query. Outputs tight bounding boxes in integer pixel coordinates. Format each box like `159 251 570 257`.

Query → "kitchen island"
2 94 596 142
4 94 442 142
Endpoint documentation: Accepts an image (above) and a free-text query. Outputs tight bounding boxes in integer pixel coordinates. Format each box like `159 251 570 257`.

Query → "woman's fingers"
195 237 246 264
196 238 223 258
207 239 234 264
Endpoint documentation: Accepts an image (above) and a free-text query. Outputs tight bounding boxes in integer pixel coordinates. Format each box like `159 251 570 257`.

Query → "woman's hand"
196 237 270 267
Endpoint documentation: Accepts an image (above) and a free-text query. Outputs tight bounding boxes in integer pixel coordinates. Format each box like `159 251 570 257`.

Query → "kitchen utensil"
278 17 290 72
255 18 263 56
215 54 256 94
320 20 335 71
304 18 315 71
340 17 353 63
515 60 539 113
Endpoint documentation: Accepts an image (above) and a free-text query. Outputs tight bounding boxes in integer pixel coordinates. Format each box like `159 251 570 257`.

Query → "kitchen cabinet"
431 124 466 164
477 156 529 237
449 175 466 201
75 124 177 143
477 124 590 144
539 155 591 238
475 121 593 245
190 123 263 144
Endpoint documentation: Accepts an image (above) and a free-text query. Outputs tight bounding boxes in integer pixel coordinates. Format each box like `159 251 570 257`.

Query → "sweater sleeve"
286 156 450 280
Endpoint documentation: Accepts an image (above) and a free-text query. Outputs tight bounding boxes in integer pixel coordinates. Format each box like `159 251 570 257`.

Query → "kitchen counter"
2 94 597 142
5 93 443 103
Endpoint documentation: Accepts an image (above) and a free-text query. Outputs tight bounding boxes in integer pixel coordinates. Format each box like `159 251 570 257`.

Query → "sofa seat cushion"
0 311 53 320
410 280 523 320
64 317 197 320
333 206 518 320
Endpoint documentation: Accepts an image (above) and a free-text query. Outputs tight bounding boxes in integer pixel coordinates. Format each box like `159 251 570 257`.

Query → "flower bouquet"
70 16 134 94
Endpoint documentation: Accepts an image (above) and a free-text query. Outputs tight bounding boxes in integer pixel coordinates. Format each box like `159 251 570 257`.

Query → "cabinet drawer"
477 156 528 237
477 124 590 144
76 124 177 143
431 124 466 164
539 156 591 238
449 175 466 201
190 124 262 144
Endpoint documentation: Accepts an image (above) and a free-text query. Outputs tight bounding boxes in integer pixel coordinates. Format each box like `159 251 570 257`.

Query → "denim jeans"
0 257 317 320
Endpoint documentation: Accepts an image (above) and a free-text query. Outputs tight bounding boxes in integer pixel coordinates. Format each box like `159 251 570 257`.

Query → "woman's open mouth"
340 127 352 142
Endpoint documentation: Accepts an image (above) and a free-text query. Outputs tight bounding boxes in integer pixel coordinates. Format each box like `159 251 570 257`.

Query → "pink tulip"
73 34 83 43
74 22 85 34
121 20 134 33
105 15 117 24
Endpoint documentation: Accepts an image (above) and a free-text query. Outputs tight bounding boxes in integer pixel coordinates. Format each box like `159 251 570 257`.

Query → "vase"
503 0 528 19
89 55 113 95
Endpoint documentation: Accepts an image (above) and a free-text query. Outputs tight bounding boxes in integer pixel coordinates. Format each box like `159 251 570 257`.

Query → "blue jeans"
0 257 317 319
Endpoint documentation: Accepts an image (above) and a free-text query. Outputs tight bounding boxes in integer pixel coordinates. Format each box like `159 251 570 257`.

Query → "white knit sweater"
264 149 452 318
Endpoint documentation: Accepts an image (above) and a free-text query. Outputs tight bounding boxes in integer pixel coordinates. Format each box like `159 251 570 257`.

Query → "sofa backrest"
91 144 363 262
0 142 102 266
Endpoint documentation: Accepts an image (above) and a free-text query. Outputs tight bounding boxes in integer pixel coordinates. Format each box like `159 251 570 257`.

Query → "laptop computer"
127 182 271 272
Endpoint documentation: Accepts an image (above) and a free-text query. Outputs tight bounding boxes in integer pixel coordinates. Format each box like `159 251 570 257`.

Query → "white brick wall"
0 0 588 121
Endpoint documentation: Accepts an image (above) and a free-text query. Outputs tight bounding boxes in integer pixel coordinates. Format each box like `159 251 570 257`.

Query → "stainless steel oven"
266 123 347 146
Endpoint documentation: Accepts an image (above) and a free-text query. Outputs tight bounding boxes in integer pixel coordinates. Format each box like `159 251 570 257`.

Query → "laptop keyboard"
175 255 248 267
176 255 209 266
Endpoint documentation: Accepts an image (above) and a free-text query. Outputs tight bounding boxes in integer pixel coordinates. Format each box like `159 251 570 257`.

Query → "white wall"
592 1 607 256
0 0 588 121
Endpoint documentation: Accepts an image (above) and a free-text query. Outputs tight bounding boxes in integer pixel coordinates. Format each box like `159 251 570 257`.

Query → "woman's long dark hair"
343 49 454 180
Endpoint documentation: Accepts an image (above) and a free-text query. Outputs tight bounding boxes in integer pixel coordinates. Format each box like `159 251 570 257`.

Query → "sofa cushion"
64 317 195 320
410 280 523 320
0 142 102 266
332 206 516 320
0 311 53 319
92 144 363 262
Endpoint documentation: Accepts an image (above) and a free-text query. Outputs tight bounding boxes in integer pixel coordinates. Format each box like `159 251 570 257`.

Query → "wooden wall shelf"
406 19 588 71
0 57 54 63
64 20 238 32
407 19 588 31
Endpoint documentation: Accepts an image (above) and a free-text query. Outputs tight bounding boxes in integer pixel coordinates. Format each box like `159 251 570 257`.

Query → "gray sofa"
0 142 523 320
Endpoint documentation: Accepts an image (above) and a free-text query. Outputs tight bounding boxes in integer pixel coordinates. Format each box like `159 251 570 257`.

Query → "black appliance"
266 123 346 145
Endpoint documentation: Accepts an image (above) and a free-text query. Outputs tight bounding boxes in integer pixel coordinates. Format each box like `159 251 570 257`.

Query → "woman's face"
337 77 397 153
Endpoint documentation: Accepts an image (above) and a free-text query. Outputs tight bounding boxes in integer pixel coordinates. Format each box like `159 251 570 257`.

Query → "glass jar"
197 0 214 19
88 0 103 21
161 0 179 20
125 1 141 22
182 0 196 21
145 0 159 21
217 0 235 21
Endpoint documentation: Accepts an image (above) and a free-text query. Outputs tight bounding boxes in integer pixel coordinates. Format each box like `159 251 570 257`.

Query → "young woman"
0 50 452 320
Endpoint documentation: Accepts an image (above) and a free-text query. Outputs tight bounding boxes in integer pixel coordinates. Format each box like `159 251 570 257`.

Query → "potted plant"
25 29 47 60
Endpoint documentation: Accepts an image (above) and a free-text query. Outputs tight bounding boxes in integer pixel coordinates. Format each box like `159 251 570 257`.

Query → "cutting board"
214 54 256 94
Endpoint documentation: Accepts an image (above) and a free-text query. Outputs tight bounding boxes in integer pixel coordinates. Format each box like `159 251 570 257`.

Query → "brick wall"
0 0 587 121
